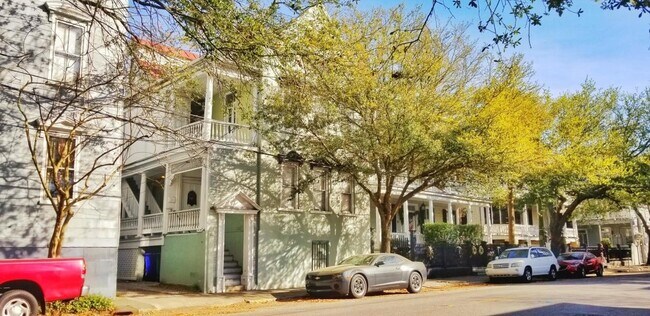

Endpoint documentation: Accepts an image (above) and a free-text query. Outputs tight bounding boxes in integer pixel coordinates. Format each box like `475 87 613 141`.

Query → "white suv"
485 247 558 282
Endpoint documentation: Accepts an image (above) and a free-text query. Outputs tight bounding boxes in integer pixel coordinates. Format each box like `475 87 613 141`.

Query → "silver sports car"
305 253 427 298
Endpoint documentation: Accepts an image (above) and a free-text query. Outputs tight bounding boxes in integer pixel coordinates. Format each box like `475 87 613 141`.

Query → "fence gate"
312 240 330 270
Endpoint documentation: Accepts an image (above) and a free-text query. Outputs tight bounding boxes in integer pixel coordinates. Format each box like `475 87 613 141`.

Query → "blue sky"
359 1 650 95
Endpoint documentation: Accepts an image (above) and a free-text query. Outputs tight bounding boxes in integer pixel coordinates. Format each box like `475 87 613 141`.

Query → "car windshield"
338 255 377 266
498 249 529 259
558 253 584 260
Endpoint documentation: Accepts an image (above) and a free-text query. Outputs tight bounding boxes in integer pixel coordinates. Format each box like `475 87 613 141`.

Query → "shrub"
47 294 114 315
457 225 483 244
422 223 459 245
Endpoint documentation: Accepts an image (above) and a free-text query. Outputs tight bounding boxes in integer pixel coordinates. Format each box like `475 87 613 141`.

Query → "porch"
174 120 256 146
120 208 201 236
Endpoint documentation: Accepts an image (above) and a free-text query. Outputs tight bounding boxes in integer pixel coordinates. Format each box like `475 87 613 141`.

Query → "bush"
47 294 114 315
422 223 459 245
422 223 483 246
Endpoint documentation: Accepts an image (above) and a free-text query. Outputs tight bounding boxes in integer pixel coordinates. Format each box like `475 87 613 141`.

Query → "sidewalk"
114 275 487 314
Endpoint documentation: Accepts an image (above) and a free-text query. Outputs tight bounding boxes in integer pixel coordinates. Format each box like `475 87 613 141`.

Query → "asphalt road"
240 273 650 316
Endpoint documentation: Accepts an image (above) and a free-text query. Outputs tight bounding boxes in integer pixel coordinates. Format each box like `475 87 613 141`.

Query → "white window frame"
281 163 300 210
312 168 330 212
225 92 237 124
48 13 88 84
340 176 355 214
40 131 78 203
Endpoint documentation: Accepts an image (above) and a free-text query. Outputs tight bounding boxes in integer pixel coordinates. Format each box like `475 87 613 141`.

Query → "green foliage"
457 224 484 244
422 223 483 246
47 295 114 315
600 238 612 248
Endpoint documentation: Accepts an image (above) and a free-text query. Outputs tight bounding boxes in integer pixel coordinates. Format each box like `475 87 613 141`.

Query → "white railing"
563 227 579 239
121 183 139 218
145 187 162 214
210 121 255 145
168 208 201 233
142 213 163 234
120 218 138 236
486 224 540 238
175 121 204 139
392 232 426 245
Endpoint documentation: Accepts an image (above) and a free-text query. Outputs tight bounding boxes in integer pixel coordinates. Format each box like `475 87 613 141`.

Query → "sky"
358 1 650 96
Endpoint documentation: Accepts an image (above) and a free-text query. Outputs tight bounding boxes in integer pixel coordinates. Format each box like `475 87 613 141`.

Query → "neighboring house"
577 208 648 265
377 189 578 248
0 0 127 297
117 56 370 293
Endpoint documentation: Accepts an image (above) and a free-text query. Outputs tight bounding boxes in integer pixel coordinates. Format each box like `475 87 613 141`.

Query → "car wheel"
548 266 557 281
349 274 367 299
578 266 586 278
407 272 422 293
596 265 604 277
0 289 40 316
521 267 533 283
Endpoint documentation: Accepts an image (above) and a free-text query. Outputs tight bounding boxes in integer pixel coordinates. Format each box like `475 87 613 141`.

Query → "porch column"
162 164 170 234
215 212 225 293
467 203 473 224
479 205 485 226
523 206 529 226
487 205 493 243
447 201 454 224
137 173 147 237
203 75 214 140
242 214 257 290
597 224 602 242
402 200 409 233
428 199 434 223
199 157 210 230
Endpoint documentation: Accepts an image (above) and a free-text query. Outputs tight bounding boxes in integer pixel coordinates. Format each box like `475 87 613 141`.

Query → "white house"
0 0 128 297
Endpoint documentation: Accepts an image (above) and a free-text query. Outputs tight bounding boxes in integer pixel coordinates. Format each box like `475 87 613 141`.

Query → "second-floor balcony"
120 208 201 237
174 120 256 146
487 224 540 239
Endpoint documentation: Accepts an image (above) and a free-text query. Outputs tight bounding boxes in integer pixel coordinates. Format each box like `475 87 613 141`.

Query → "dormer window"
51 19 85 83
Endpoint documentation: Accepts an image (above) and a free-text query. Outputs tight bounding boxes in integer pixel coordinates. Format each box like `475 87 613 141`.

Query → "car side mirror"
375 261 385 267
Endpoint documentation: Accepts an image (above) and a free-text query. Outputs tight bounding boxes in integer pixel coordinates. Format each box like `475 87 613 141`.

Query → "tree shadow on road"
494 303 650 316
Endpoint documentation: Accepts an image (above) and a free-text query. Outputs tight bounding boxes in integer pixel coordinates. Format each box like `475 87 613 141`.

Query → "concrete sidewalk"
114 275 487 314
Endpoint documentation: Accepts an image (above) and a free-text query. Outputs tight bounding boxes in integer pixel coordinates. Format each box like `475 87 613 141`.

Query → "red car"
557 251 604 278
0 258 88 316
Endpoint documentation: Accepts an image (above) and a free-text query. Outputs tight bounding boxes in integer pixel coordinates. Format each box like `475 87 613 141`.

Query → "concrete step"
224 267 242 274
224 275 241 286
224 255 235 262
225 285 244 292
224 261 238 268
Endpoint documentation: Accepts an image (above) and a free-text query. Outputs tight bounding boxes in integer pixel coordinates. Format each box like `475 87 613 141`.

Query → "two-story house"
0 0 127 297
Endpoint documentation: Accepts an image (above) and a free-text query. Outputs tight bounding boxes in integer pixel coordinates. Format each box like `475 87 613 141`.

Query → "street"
239 273 650 316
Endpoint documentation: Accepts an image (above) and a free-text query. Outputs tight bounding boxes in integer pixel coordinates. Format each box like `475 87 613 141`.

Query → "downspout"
254 82 262 285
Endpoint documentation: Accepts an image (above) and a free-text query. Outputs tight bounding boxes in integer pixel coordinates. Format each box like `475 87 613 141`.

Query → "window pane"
341 194 351 213
66 25 83 55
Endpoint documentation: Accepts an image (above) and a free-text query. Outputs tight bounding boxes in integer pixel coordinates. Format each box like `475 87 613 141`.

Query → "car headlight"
510 262 523 268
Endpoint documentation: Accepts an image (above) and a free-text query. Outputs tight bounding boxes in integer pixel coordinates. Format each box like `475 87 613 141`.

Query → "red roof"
135 38 200 61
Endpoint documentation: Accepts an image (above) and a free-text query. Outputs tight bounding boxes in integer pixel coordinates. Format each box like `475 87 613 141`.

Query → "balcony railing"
119 208 201 236
486 224 540 238
173 120 256 146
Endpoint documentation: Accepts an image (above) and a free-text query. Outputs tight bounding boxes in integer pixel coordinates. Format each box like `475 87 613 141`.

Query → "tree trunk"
507 187 515 245
378 202 395 253
632 206 650 266
548 211 566 256
48 213 66 258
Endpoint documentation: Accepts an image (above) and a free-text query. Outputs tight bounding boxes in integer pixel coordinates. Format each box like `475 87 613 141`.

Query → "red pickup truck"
0 258 88 316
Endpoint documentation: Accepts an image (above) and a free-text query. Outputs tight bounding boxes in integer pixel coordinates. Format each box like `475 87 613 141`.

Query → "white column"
203 75 214 140
162 165 170 234
467 203 473 224
523 206 529 226
402 200 409 233
137 173 147 237
242 214 257 290
215 212 225 293
199 156 210 230
428 199 434 223
447 201 454 224
479 205 485 226
487 205 493 243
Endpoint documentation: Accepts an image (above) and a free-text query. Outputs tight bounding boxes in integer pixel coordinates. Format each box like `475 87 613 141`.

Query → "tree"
255 7 550 252
522 84 650 254
417 1 650 50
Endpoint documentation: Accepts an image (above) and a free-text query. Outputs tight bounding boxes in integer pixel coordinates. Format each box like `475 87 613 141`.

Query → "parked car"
305 253 427 298
485 247 558 283
557 251 604 278
0 258 88 316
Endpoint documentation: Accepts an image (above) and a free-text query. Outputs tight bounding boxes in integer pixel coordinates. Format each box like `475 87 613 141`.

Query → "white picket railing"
145 187 162 214
209 121 255 145
121 183 139 218
120 218 138 236
168 208 201 233
392 232 426 245
486 224 540 238
142 213 163 234
175 121 203 139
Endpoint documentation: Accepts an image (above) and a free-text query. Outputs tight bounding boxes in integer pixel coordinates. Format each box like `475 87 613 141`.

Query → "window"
226 92 236 123
515 210 522 224
281 163 299 209
313 169 329 212
51 20 84 82
311 240 329 270
340 176 354 214
45 135 76 198
526 206 534 225
190 98 205 123
566 221 574 228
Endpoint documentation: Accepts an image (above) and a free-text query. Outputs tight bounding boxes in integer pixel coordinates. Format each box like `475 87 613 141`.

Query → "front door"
181 179 201 210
